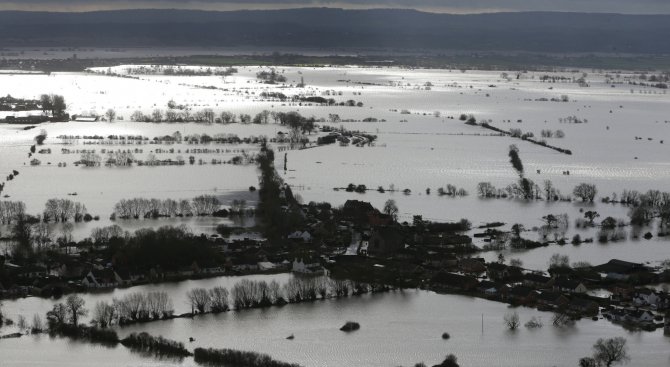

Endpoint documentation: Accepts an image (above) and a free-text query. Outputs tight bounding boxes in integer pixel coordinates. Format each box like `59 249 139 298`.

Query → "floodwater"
2 66 670 365
1 275 670 367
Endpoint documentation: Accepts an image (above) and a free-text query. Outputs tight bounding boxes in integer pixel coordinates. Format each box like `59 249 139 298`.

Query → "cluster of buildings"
428 258 669 330
3 196 670 334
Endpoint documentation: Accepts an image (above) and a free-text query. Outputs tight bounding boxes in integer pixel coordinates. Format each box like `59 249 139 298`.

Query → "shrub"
194 347 301 367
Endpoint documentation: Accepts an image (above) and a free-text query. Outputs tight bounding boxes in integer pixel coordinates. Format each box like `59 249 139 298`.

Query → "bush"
51 324 119 346
35 130 48 145
194 347 301 367
121 332 191 358
340 321 360 332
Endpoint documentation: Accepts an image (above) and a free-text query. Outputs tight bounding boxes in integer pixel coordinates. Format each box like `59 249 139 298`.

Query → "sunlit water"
2 66 670 365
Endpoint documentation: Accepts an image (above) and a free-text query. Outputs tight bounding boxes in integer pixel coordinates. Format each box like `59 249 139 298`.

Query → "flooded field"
2 274 670 367
2 66 669 265
1 65 670 366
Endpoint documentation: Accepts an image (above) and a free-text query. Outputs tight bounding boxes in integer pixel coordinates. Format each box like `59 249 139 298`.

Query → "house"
342 200 376 225
609 283 634 302
536 291 570 310
478 280 499 296
552 277 588 294
17 265 48 279
232 259 259 272
357 234 370 255
594 259 648 280
633 289 662 307
367 211 392 226
257 261 276 271
568 298 599 315
114 268 143 284
2 115 49 124
523 272 551 288
74 115 99 122
487 263 522 281
606 308 655 324
292 258 325 275
605 308 627 322
459 258 487 274
625 309 655 324
368 226 404 255
428 253 458 268
509 286 537 304
287 231 313 243
430 272 479 291
81 269 123 288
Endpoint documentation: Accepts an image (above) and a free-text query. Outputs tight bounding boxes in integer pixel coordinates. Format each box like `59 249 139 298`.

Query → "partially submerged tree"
592 337 630 367
504 311 520 330
573 183 597 202
584 211 600 225
433 354 460 367
105 108 117 122
65 294 87 326
35 129 48 145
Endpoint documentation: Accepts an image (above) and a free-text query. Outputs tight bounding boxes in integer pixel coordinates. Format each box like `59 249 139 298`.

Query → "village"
2 193 670 335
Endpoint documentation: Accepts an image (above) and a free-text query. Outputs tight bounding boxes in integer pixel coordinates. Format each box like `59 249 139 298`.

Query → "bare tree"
187 288 211 314
592 337 630 367
209 287 230 312
93 301 116 328
573 183 598 202
504 311 520 330
47 303 68 326
383 199 399 221
31 314 44 333
105 109 117 122
552 309 574 327
65 294 87 326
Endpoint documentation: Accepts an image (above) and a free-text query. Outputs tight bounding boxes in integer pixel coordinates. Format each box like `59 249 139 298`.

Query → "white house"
82 269 123 288
258 261 276 271
288 231 312 243
633 289 662 307
625 309 655 324
292 258 325 275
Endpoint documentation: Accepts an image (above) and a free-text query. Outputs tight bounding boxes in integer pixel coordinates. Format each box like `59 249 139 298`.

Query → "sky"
0 0 669 14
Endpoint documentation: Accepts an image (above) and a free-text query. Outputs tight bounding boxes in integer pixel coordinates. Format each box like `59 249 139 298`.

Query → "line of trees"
185 277 384 315
256 69 287 84
477 180 599 203
0 201 25 224
92 291 175 327
436 184 468 197
129 108 288 126
112 195 221 219
602 189 670 227
43 198 89 222
121 332 191 358
194 348 300 367
39 94 67 118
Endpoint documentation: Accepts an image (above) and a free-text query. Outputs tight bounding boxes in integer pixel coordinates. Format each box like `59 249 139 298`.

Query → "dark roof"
510 286 536 297
487 263 509 271
431 272 478 288
594 259 647 274
554 277 583 289
570 297 598 309
537 291 567 303
478 280 497 289
524 273 550 284
89 268 117 279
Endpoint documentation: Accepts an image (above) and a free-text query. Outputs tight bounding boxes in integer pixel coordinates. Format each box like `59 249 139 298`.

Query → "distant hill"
1 8 669 54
